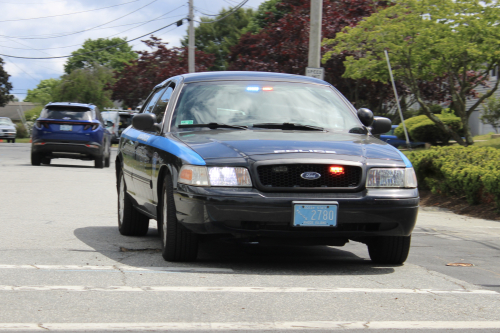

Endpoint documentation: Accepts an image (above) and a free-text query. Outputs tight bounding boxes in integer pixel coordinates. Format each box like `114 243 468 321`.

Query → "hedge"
406 146 500 209
395 114 463 144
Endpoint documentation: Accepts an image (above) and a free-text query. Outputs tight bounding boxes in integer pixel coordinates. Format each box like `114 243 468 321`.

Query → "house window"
491 65 498 78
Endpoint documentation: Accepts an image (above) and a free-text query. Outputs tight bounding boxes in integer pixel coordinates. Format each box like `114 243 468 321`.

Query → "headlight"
178 165 252 187
366 168 417 188
208 167 252 187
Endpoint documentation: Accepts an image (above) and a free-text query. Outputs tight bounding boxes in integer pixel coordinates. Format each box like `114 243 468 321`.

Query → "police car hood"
174 130 403 162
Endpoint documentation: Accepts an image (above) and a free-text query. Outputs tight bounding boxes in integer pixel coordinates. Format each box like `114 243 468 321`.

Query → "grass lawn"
0 138 31 143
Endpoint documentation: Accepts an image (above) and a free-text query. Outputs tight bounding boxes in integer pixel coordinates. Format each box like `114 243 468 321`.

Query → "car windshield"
101 112 118 123
0 118 13 126
172 81 362 132
41 106 92 121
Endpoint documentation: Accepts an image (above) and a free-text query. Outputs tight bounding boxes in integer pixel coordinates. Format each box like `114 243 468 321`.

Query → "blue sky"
0 0 266 101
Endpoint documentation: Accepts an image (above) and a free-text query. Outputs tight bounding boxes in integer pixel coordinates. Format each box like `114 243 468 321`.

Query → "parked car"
380 125 426 148
0 117 17 143
118 111 135 137
101 111 120 143
31 102 111 168
116 71 419 264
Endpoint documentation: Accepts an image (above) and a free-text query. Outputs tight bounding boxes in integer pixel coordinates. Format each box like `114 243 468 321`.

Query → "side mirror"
357 108 374 127
371 117 392 135
132 113 160 132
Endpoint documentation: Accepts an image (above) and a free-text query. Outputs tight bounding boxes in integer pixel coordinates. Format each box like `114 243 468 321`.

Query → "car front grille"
256 164 362 189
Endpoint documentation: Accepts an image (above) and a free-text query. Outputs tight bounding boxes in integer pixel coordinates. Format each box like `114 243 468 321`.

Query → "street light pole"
188 0 195 73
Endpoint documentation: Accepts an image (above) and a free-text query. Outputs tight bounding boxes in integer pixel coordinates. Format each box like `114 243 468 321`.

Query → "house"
466 68 500 136
0 102 37 122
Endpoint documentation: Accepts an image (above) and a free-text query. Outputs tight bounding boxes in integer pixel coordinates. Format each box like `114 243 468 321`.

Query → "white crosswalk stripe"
0 264 233 273
2 321 500 331
0 285 497 294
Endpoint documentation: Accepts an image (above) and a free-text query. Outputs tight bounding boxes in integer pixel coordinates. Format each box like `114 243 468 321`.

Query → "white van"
101 111 120 143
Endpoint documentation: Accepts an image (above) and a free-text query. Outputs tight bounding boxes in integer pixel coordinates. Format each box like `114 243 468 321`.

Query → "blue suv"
31 102 111 168
379 125 425 148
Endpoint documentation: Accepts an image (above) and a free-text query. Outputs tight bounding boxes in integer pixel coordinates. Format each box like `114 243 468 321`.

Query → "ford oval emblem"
301 171 321 180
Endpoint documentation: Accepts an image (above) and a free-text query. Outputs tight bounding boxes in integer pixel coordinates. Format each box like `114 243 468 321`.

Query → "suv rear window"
41 106 92 121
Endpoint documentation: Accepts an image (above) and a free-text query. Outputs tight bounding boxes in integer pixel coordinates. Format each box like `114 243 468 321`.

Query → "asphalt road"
0 143 499 332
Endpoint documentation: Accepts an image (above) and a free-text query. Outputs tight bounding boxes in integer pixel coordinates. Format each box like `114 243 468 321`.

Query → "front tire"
159 174 198 262
117 171 149 236
367 235 411 265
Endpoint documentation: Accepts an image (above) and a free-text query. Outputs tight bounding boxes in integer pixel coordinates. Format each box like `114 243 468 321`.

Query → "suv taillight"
35 121 48 129
84 123 99 130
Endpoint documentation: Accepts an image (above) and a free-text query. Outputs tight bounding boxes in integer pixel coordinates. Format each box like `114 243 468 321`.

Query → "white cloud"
0 0 266 100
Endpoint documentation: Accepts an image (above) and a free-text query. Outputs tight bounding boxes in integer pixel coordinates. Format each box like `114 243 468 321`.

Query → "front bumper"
174 184 419 240
31 139 104 159
0 133 16 139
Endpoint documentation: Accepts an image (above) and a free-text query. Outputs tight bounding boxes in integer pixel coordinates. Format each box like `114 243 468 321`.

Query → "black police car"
116 71 419 264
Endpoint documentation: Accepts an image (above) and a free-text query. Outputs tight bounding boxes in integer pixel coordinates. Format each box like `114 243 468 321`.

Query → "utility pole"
188 0 195 73
305 0 324 80
384 49 411 148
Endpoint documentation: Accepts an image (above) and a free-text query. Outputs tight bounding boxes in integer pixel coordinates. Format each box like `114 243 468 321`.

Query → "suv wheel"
95 154 104 168
41 157 51 165
104 146 111 168
367 235 411 265
117 171 149 236
159 174 198 262
31 152 42 166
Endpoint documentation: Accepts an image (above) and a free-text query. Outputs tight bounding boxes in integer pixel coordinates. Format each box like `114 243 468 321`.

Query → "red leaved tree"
229 0 398 115
229 0 482 118
111 36 214 108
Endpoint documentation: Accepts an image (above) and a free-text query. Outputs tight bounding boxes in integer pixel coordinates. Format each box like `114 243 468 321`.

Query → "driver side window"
151 84 175 123
141 87 166 115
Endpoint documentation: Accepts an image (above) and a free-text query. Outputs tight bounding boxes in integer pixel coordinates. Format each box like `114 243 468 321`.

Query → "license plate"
60 124 72 131
293 201 338 227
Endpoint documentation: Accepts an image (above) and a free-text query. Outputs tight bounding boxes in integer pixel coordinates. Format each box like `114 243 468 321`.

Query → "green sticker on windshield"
181 120 193 125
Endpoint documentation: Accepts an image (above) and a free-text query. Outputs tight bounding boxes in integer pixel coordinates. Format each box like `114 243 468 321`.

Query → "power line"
0 10 184 42
224 0 255 9
195 0 249 24
194 7 220 17
5 60 40 84
0 0 68 4
0 19 186 60
0 0 142 23
0 0 162 40
0 10 185 50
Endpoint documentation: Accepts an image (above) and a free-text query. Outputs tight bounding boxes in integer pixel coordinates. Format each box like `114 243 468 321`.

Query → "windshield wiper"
252 122 326 131
178 123 248 130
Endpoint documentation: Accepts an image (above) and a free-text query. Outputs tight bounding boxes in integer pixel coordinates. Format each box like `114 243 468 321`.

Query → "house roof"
0 102 38 121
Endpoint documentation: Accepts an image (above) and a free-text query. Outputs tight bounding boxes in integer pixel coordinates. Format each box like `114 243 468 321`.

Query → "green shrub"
15 123 29 138
407 146 500 209
410 117 463 145
395 114 462 144
23 105 43 122
417 104 443 115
